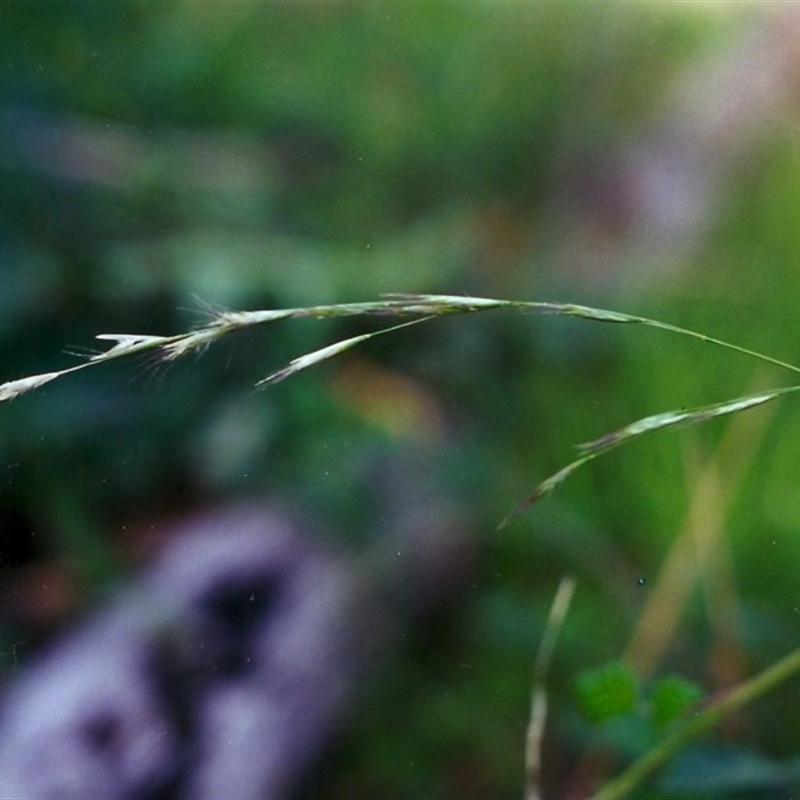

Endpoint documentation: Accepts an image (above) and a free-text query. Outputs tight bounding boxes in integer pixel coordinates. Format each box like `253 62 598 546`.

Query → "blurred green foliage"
2 1 800 797
650 675 703 729
576 661 639 724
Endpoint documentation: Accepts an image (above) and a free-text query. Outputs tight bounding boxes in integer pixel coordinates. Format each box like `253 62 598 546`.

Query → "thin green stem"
636 317 800 377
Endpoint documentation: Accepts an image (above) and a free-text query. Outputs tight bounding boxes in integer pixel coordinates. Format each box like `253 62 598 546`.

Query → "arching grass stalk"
498 383 800 527
2 294 800 526
591 644 800 800
4 292 800 791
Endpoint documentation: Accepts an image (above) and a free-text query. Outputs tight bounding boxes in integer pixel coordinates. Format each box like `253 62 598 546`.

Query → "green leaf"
649 676 703 728
576 661 639 724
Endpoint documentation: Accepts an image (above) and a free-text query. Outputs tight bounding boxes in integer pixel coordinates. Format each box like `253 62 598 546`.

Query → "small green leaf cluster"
576 660 703 731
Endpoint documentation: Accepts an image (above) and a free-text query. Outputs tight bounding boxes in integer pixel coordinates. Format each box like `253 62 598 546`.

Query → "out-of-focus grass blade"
499 385 800 529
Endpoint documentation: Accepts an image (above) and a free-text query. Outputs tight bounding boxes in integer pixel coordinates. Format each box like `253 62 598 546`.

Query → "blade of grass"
255 317 432 387
525 575 577 800
4 294 800 530
624 370 777 677
3 294 800 404
498 385 800 528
